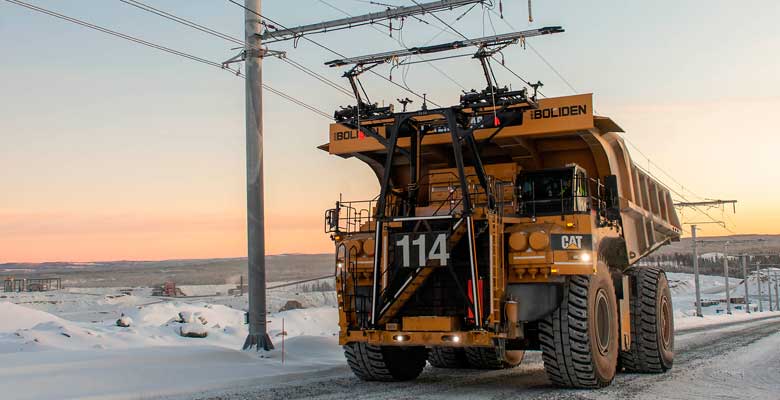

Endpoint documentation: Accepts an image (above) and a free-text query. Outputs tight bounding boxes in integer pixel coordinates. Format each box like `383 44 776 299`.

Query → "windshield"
517 168 588 215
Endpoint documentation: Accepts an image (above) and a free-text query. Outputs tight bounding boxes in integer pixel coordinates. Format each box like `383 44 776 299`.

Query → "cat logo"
561 235 584 250
551 234 592 251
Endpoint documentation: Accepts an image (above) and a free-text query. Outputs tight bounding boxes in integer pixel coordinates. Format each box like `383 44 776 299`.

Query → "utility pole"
242 0 273 352
723 242 731 314
775 270 779 311
766 268 775 312
742 255 750 313
691 225 703 317
235 0 488 352
757 263 763 312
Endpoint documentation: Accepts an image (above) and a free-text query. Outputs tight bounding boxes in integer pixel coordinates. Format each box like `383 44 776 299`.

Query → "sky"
1 1 779 262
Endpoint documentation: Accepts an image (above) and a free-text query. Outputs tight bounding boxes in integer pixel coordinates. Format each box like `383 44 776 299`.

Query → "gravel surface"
185 316 780 400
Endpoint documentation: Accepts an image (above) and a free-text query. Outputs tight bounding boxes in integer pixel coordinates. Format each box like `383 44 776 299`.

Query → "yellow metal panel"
402 316 460 332
326 94 594 155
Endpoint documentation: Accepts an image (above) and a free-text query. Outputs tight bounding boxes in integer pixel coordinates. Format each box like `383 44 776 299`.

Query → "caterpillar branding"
551 234 593 250
530 104 587 120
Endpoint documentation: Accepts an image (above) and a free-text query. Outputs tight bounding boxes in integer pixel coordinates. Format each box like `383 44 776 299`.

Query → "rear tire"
464 342 525 369
620 267 674 373
540 267 619 388
343 342 427 381
428 346 470 368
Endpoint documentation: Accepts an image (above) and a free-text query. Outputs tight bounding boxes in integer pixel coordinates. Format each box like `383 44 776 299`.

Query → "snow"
0 302 69 332
0 297 342 399
0 273 777 399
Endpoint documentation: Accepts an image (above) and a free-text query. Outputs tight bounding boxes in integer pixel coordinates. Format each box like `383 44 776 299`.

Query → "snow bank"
0 301 338 355
0 302 68 332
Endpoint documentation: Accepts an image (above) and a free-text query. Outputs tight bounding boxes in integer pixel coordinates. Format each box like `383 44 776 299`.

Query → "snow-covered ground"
668 270 780 317
0 272 777 399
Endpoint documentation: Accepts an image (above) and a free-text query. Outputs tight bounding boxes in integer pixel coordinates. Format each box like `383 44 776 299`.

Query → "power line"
118 0 353 99
119 0 244 45
226 0 442 107
485 7 733 233
281 57 354 97
5 0 332 120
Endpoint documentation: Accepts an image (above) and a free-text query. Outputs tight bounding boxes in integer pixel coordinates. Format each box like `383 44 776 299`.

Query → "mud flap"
619 275 632 351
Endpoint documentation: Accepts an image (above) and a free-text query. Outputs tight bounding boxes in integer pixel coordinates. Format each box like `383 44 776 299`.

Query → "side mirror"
604 175 621 221
324 208 339 232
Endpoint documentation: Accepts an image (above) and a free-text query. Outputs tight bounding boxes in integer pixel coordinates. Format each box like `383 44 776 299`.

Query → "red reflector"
358 131 365 140
493 116 501 126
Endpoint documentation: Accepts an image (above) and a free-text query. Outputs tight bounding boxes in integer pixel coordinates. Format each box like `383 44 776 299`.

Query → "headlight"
581 252 591 262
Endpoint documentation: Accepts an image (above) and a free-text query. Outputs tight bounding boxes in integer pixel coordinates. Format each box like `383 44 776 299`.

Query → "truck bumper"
339 329 500 347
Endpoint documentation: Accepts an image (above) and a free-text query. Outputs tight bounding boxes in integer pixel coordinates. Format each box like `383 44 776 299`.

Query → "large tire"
620 267 674 373
464 342 525 370
428 347 470 368
540 267 619 388
343 342 427 381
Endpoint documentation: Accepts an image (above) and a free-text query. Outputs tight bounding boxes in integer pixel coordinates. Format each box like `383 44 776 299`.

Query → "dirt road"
191 316 780 400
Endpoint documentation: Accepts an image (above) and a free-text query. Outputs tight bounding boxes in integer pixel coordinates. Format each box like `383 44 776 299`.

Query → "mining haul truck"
320 33 681 389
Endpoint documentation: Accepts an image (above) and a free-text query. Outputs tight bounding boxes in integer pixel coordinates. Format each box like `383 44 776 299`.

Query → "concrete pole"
692 225 703 317
742 255 750 313
243 0 273 351
723 243 731 314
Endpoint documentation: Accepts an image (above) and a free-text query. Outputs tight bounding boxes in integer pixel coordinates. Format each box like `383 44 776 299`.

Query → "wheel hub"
594 289 612 356
660 295 672 349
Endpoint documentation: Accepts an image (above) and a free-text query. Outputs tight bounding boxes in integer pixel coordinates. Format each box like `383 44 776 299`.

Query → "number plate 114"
393 231 450 268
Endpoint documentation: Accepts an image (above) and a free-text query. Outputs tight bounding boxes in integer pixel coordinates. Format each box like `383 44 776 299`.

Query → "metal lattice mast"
757 263 764 312
742 255 750 313
691 225 703 317
723 242 731 314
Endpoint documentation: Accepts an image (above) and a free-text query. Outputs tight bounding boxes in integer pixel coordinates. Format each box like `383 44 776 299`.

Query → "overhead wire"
118 0 354 99
5 0 333 120
487 6 734 234
226 0 442 107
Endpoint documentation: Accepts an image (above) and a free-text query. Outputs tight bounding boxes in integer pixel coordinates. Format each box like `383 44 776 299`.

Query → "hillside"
0 254 333 288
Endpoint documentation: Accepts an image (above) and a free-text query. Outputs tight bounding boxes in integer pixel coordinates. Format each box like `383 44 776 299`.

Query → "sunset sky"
1 1 779 262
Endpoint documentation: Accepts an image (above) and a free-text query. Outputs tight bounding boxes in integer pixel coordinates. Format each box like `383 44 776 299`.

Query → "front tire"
540 267 619 388
620 267 674 373
344 342 427 381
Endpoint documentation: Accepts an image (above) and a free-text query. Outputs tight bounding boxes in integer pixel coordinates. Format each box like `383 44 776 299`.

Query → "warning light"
358 131 365 140
493 115 501 126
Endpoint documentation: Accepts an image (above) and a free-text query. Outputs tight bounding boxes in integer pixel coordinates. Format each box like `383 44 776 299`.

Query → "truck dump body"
322 93 681 263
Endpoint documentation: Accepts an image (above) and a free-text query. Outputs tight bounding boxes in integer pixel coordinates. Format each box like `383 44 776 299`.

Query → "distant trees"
639 253 780 278
299 279 336 293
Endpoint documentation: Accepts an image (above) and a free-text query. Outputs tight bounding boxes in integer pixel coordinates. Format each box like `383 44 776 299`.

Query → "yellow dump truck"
320 29 681 388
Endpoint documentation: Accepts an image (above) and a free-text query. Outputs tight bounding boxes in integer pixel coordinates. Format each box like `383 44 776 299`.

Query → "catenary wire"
118 0 354 98
5 0 333 120
225 0 442 107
